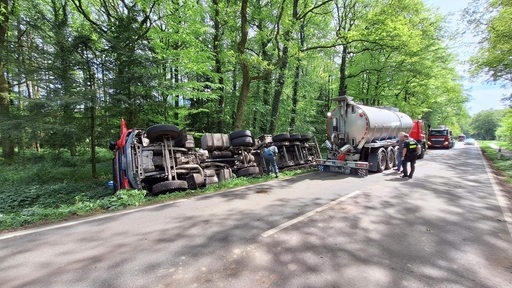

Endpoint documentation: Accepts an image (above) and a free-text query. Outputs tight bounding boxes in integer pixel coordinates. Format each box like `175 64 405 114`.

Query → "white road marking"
479 147 512 239
261 190 362 238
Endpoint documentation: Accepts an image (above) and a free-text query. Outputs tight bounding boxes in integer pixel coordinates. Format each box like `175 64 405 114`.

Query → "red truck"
409 120 427 159
428 126 455 149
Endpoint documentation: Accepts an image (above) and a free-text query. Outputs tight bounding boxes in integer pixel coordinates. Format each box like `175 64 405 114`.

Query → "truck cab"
409 120 427 158
428 127 455 149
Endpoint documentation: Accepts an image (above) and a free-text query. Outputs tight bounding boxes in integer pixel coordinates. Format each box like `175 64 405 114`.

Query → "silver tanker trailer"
317 96 413 176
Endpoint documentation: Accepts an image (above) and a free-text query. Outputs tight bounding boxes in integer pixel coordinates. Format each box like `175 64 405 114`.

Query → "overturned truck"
258 133 321 171
111 119 321 194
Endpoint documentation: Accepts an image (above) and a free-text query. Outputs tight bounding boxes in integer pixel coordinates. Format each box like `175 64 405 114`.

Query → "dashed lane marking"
261 190 362 238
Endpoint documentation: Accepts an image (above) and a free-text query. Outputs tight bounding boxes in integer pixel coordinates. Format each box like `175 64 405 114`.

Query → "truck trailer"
316 96 414 176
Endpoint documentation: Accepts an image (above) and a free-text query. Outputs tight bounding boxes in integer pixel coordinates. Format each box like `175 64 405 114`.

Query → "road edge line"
479 147 512 239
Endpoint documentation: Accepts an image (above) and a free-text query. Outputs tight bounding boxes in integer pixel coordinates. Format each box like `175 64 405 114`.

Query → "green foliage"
496 108 512 143
479 141 512 185
0 163 313 231
471 109 505 140
468 0 512 83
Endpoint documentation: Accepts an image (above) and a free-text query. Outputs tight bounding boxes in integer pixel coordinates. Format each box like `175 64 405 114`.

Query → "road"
1 143 512 288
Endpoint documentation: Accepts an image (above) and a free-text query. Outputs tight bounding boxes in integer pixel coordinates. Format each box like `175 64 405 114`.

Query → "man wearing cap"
401 134 418 179
394 131 406 172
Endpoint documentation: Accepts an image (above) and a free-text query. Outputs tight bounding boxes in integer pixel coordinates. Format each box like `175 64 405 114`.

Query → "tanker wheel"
376 148 387 172
386 147 395 170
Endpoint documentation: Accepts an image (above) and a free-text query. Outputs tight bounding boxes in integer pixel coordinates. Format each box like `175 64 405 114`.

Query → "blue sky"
424 0 509 115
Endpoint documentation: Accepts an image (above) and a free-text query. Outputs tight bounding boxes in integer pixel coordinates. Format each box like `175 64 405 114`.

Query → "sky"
424 0 510 115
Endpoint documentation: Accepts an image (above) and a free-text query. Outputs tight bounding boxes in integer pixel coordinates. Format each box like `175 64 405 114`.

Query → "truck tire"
229 130 252 141
151 180 188 195
273 133 290 142
386 147 395 170
146 124 180 142
377 148 387 172
289 133 301 142
417 144 426 159
231 136 254 147
300 134 312 142
369 148 387 172
237 166 261 177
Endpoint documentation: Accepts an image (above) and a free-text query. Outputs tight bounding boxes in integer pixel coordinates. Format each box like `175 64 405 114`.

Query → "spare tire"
146 124 180 142
151 180 188 195
273 133 290 142
229 130 252 141
231 136 254 147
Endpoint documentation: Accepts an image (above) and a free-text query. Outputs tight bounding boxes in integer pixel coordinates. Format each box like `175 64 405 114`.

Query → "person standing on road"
401 134 418 179
394 132 406 172
263 145 279 178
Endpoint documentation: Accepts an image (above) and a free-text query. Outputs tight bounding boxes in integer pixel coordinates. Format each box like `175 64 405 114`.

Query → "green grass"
0 148 313 231
479 141 512 186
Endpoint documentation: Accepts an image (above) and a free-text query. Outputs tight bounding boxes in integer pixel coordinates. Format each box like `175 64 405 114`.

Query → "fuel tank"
327 96 412 147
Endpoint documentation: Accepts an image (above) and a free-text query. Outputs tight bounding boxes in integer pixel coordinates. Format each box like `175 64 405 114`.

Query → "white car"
464 138 476 145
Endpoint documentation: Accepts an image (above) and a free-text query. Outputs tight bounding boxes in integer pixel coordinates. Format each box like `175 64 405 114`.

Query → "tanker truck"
316 96 413 176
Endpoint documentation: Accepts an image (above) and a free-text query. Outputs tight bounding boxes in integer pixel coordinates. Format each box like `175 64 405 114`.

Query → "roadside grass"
0 149 312 232
479 141 512 186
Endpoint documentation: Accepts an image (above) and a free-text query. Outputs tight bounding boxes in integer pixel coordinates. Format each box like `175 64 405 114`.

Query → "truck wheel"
229 130 252 141
300 134 312 142
373 148 387 172
231 136 254 147
289 134 301 142
386 147 395 170
273 133 290 142
151 180 188 195
237 166 261 177
417 144 426 159
146 124 180 142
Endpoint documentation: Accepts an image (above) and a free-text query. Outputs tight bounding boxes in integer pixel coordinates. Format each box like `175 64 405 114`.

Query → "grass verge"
0 162 311 232
479 141 512 188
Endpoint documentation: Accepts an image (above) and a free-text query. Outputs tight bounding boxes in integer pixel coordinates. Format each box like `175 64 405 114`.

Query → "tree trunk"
269 35 290 135
338 45 348 97
212 0 226 133
233 0 249 130
290 21 305 131
88 65 97 178
290 62 300 131
0 0 14 160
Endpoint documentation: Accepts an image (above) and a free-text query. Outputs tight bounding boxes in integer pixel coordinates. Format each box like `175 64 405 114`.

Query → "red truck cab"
409 120 427 159
428 127 455 149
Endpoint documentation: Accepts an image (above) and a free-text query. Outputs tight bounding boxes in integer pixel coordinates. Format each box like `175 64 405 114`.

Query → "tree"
496 108 512 143
0 0 14 160
466 0 512 105
471 109 504 140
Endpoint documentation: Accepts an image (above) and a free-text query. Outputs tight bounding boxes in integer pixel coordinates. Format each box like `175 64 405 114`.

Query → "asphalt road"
1 142 512 288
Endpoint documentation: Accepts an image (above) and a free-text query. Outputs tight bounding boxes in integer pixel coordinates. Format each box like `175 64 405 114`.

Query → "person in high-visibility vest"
401 134 418 179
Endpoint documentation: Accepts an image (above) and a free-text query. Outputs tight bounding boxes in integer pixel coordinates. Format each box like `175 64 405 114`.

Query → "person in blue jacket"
263 146 279 178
